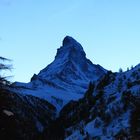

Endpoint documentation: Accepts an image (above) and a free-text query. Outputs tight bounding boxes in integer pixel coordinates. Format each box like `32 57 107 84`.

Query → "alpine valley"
0 36 140 140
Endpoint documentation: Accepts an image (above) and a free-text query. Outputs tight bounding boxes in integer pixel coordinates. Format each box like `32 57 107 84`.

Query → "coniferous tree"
0 56 12 87
119 68 123 73
130 97 140 139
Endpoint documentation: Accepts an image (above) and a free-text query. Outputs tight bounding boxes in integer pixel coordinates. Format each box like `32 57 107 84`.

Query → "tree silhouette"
0 56 12 86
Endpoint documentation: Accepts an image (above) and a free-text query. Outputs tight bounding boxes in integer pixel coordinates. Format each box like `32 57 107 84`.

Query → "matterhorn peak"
62 36 84 52
14 36 107 111
55 36 86 62
37 36 106 82
62 36 81 46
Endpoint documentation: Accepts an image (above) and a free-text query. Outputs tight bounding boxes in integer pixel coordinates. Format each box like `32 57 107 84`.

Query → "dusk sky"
0 0 140 82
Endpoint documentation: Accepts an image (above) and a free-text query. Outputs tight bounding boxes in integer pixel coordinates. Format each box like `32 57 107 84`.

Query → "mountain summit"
55 36 85 63
14 36 107 110
62 36 81 46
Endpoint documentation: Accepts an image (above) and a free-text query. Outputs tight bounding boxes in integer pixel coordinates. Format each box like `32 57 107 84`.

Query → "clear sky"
0 0 140 82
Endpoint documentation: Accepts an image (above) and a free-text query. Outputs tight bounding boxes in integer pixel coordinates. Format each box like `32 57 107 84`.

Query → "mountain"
0 36 139 140
13 36 106 111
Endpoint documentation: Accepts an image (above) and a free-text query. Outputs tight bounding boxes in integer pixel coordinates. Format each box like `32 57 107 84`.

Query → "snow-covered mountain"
2 36 139 140
13 36 106 111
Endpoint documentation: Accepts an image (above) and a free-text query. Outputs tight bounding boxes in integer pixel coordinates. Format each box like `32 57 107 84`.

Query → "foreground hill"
0 88 56 140
57 65 140 139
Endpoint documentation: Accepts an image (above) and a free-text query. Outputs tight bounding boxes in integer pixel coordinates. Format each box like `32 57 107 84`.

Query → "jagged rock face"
58 36 86 61
55 36 87 72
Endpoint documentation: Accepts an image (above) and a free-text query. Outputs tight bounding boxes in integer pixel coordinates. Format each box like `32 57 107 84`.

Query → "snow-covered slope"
61 64 140 140
13 36 107 111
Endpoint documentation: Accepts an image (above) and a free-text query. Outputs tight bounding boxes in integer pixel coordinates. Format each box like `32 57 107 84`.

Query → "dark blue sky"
0 0 140 82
